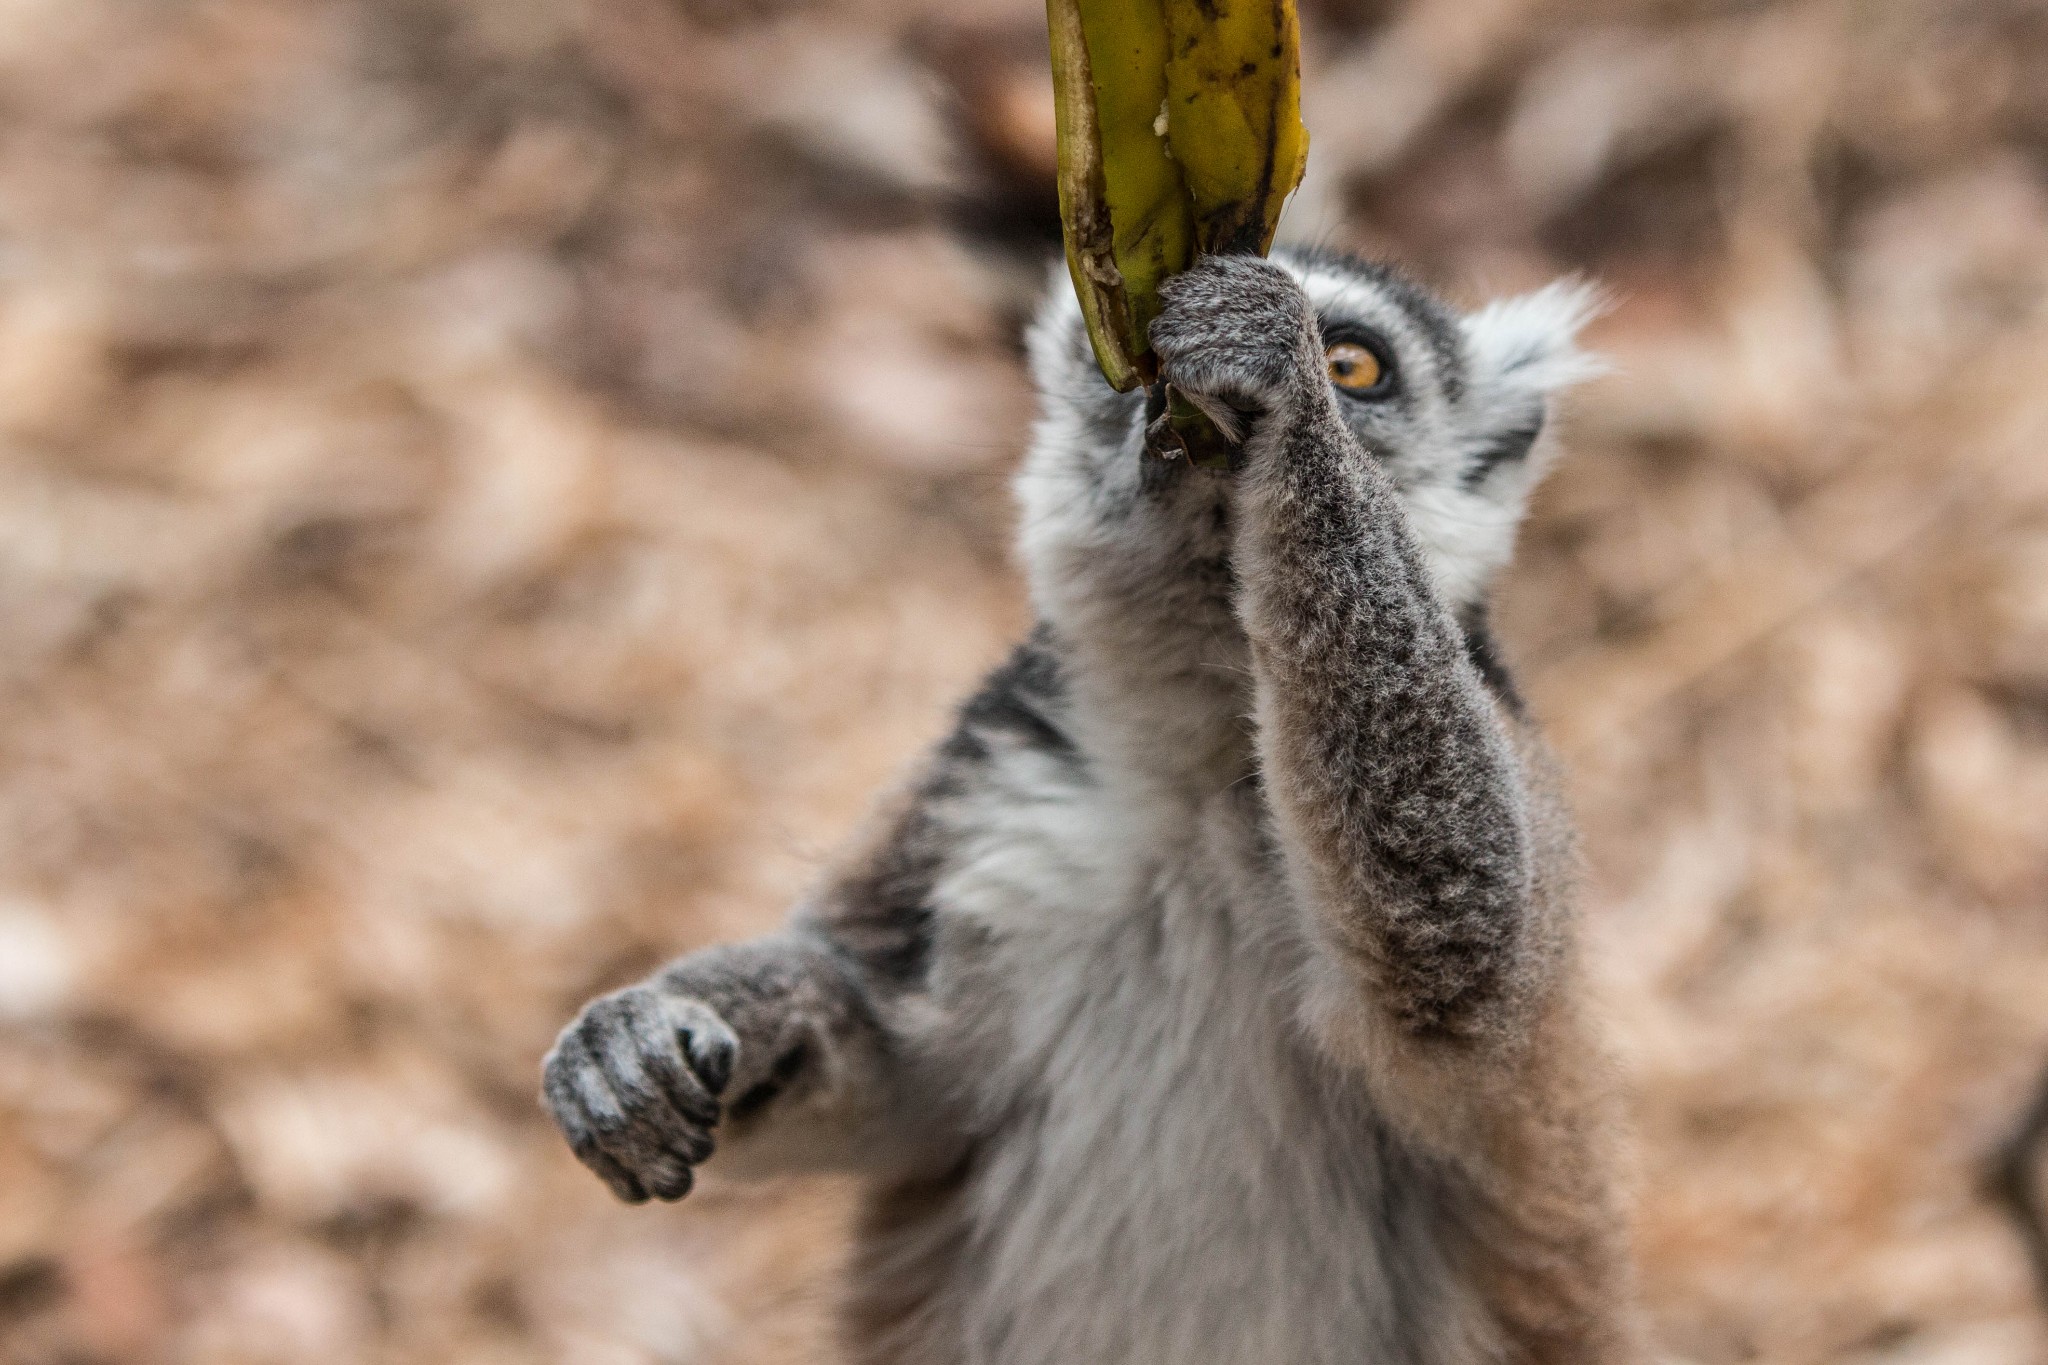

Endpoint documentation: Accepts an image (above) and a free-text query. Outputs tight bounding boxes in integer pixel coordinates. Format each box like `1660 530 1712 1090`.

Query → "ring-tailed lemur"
542 250 1638 1363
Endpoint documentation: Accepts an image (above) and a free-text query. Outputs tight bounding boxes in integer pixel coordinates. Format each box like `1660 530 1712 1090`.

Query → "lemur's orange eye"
1326 342 1385 392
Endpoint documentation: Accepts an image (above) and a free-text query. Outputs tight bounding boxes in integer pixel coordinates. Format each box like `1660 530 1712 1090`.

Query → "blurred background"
2 0 2048 1361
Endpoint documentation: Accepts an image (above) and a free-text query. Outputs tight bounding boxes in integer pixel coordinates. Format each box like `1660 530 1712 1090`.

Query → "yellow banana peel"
1048 0 1309 395
1162 0 1310 259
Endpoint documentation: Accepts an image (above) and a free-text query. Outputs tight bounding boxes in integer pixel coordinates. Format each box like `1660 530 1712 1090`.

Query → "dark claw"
576 1133 650 1204
686 1024 737 1096
649 1164 695 1203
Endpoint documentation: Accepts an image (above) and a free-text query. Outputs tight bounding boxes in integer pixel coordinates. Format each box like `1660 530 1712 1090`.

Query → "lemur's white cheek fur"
1403 483 1521 608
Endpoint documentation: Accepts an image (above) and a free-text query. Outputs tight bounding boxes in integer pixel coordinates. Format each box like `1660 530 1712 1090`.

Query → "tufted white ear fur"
1460 279 1608 445
1390 281 1606 607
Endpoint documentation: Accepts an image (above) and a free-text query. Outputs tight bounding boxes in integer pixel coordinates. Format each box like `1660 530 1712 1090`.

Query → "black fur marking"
833 630 1081 989
728 1039 812 1122
1462 417 1543 491
833 807 945 989
1458 603 1526 718
954 631 1079 762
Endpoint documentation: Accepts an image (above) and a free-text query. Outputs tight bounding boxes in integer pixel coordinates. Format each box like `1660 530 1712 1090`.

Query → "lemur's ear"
1463 279 1607 399
1456 280 1606 492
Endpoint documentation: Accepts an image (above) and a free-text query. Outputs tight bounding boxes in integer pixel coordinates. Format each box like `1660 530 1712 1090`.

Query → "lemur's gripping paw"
1149 255 1320 420
541 985 738 1204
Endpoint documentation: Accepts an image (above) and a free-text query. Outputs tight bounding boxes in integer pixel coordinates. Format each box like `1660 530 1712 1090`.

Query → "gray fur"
542 250 1634 1363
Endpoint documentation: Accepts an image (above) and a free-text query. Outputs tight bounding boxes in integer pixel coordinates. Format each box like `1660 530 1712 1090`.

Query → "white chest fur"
925 783 1491 1365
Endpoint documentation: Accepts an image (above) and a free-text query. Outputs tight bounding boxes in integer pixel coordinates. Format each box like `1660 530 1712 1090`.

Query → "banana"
1047 0 1189 392
1048 0 1308 394
1162 0 1309 258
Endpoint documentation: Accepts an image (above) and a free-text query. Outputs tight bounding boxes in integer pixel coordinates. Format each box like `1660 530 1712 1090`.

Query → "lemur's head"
1019 247 1601 617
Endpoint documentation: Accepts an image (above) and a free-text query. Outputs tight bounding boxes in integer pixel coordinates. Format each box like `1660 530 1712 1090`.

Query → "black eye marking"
1462 416 1544 490
1316 320 1398 402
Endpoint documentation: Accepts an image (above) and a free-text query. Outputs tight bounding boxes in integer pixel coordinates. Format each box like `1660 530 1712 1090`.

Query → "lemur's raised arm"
1153 257 1541 1046
541 639 1072 1204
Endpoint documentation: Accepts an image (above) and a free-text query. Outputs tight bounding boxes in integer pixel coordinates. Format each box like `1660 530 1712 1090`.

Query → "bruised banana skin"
1076 0 1191 379
1163 0 1310 256
1049 0 1307 391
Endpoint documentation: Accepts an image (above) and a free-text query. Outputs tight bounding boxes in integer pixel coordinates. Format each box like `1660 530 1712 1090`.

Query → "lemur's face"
1286 250 1600 603
1023 247 1600 611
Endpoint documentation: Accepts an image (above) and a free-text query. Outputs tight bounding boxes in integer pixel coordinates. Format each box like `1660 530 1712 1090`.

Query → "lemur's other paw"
541 985 738 1204
1149 255 1319 418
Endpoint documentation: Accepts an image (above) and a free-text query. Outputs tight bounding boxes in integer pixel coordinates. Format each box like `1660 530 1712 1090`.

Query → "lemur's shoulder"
806 627 1090 986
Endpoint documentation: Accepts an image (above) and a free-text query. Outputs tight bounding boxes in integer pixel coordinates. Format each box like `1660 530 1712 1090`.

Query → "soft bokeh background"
3 0 2048 1361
